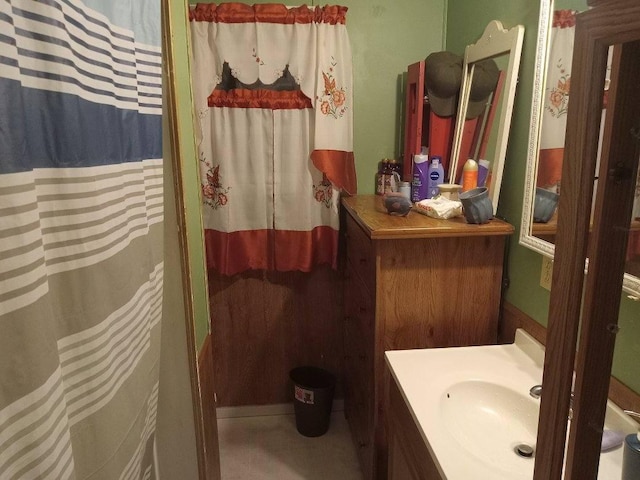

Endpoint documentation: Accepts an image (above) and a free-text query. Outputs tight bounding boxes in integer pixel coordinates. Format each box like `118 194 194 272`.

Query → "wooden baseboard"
501 301 640 414
216 399 345 419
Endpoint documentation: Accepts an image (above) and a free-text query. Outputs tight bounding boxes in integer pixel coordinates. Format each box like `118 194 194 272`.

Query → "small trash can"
290 366 335 437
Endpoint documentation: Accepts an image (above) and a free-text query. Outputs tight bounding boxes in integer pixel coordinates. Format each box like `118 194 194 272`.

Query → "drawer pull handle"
359 442 367 448
359 306 367 313
359 257 367 264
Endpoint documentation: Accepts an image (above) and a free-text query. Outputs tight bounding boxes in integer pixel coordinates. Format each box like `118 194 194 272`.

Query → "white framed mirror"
519 0 640 298
448 20 525 212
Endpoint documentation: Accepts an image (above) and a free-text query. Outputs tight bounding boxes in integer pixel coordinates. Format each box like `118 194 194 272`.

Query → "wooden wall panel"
198 334 221 480
207 266 344 406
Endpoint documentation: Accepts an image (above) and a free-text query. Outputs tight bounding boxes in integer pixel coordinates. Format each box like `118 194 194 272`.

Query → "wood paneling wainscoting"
198 334 221 479
500 302 640 415
207 265 344 406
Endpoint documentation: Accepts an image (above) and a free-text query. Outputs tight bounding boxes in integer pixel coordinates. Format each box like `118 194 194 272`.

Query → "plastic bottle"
477 159 490 188
398 181 411 199
376 159 389 195
427 156 444 198
462 158 478 192
389 158 401 175
412 147 429 202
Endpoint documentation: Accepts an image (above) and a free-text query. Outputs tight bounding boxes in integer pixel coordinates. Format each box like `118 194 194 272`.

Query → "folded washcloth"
414 197 463 219
601 430 625 452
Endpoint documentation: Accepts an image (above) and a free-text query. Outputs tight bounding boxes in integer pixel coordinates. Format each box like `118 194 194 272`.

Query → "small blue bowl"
459 187 493 224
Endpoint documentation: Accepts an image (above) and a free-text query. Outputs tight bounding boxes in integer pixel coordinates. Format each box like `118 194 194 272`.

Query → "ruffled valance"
190 3 348 25
208 89 312 109
190 3 355 196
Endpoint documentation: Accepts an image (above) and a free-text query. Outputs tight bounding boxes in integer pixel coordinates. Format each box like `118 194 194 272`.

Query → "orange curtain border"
311 149 357 195
190 3 348 25
553 9 577 28
537 148 564 190
204 227 339 276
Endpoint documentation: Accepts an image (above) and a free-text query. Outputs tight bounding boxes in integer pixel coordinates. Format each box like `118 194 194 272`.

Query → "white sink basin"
385 329 637 479
439 380 539 473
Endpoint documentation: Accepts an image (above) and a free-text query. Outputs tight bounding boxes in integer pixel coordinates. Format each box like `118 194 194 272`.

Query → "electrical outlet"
540 256 553 291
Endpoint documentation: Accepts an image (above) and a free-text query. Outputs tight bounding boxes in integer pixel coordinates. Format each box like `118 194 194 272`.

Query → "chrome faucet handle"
529 384 543 399
624 410 640 421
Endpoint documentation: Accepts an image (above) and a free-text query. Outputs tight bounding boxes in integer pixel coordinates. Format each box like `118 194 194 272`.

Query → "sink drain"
514 443 535 458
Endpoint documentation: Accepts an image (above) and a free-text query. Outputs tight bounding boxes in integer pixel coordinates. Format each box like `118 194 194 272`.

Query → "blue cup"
459 187 493 224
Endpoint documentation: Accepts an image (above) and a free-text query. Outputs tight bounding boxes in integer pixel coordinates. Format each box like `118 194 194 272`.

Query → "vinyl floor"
217 412 363 480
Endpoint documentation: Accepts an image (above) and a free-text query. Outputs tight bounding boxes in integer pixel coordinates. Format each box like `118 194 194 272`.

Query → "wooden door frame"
533 2 640 478
161 1 221 478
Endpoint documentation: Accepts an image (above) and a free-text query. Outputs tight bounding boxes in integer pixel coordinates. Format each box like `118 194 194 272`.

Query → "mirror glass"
449 20 525 212
520 0 640 296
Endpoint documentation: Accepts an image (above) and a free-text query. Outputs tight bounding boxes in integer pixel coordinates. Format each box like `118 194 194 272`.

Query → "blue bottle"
427 156 444 198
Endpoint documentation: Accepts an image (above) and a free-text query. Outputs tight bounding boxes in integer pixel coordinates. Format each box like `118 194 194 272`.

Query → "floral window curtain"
0 0 162 478
537 9 576 193
189 3 355 276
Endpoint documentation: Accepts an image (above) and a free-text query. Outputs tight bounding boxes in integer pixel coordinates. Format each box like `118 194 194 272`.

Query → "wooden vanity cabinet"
387 375 442 480
341 195 514 479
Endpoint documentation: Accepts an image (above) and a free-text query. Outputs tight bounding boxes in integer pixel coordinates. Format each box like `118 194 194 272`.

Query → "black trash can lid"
290 366 335 389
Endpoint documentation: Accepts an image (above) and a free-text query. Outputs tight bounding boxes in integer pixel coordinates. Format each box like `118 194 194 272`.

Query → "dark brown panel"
198 334 221 480
208 266 344 406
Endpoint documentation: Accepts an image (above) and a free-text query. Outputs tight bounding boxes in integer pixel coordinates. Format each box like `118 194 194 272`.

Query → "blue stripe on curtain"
0 78 162 174
0 0 162 175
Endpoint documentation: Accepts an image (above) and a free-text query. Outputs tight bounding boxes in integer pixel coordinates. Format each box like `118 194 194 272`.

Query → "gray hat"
466 59 500 119
424 51 463 118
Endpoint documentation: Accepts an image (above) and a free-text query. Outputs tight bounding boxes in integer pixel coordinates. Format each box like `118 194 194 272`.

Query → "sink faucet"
529 384 543 399
529 384 574 419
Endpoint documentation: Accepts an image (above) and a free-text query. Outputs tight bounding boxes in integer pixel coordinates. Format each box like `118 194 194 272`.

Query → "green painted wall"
446 0 640 393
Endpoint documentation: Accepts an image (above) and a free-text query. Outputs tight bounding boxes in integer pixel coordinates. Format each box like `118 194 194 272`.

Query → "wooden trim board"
198 333 221 479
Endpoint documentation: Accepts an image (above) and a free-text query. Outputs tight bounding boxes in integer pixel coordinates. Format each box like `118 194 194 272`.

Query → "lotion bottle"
412 147 429 202
427 156 444 198
462 158 478 192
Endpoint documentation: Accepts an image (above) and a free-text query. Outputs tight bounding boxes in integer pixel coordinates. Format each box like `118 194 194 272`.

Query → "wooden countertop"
342 195 514 240
531 212 640 236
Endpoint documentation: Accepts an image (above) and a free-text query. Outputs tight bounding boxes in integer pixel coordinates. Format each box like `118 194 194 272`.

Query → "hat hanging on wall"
424 51 463 118
466 58 500 119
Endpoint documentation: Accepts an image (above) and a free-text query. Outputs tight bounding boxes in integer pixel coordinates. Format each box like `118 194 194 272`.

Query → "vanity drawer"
345 214 376 295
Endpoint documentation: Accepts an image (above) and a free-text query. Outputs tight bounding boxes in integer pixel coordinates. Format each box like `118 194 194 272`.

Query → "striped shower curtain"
0 1 163 479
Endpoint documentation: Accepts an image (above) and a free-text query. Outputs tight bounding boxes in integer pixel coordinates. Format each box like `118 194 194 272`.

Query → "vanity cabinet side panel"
377 235 504 349
344 214 377 479
345 213 376 295
388 375 443 480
